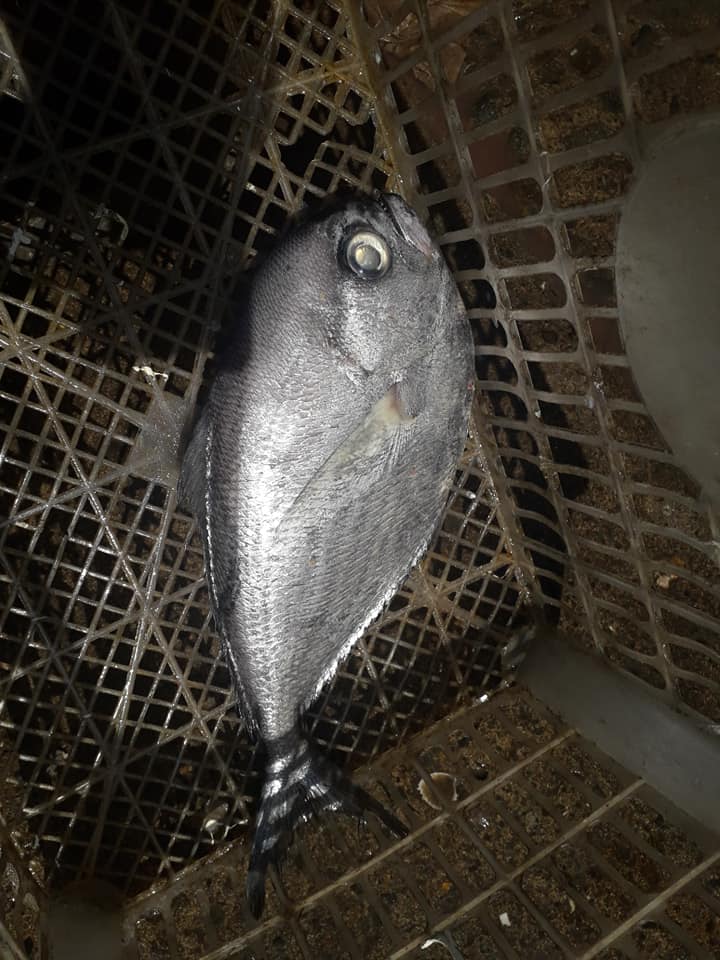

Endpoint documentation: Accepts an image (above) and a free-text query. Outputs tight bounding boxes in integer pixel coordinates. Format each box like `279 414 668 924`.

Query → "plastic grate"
120 690 720 960
362 0 720 724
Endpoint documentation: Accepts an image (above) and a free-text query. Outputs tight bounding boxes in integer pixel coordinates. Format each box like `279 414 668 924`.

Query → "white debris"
133 364 169 383
418 772 458 810
420 935 458 957
499 912 511 927
421 937 443 952
91 203 129 245
7 227 32 262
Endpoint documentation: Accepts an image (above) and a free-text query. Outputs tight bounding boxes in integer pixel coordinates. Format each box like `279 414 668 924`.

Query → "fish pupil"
355 243 381 272
344 230 391 278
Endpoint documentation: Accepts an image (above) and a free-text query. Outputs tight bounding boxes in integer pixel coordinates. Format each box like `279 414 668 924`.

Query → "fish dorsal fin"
178 402 212 522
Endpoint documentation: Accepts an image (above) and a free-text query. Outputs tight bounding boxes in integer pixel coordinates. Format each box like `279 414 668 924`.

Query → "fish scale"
179 192 474 916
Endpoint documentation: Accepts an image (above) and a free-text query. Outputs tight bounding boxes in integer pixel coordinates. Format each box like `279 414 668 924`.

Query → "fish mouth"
374 192 434 260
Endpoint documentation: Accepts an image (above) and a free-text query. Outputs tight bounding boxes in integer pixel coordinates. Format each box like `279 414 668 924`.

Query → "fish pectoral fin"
335 380 416 467
281 382 417 523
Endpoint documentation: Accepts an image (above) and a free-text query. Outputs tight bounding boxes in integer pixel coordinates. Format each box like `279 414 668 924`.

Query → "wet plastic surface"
617 120 720 509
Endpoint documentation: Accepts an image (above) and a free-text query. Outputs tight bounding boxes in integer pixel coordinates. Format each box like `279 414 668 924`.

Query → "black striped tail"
246 734 407 917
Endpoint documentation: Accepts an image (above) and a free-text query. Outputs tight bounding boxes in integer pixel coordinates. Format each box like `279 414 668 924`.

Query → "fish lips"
375 192 435 261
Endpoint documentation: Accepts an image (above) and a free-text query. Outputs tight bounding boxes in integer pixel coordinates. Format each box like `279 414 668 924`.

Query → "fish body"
180 193 474 914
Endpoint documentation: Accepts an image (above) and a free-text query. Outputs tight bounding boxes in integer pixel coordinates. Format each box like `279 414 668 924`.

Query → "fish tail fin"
246 734 407 917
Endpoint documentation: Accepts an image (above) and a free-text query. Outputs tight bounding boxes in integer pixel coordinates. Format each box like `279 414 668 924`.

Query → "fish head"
258 193 462 381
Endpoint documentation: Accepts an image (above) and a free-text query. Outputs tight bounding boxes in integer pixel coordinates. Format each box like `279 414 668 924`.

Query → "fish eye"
343 231 391 278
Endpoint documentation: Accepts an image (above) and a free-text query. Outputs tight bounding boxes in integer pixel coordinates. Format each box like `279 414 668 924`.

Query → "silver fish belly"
179 192 474 916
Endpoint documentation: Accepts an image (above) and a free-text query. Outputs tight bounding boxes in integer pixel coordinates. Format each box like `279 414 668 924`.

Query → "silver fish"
179 193 474 915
